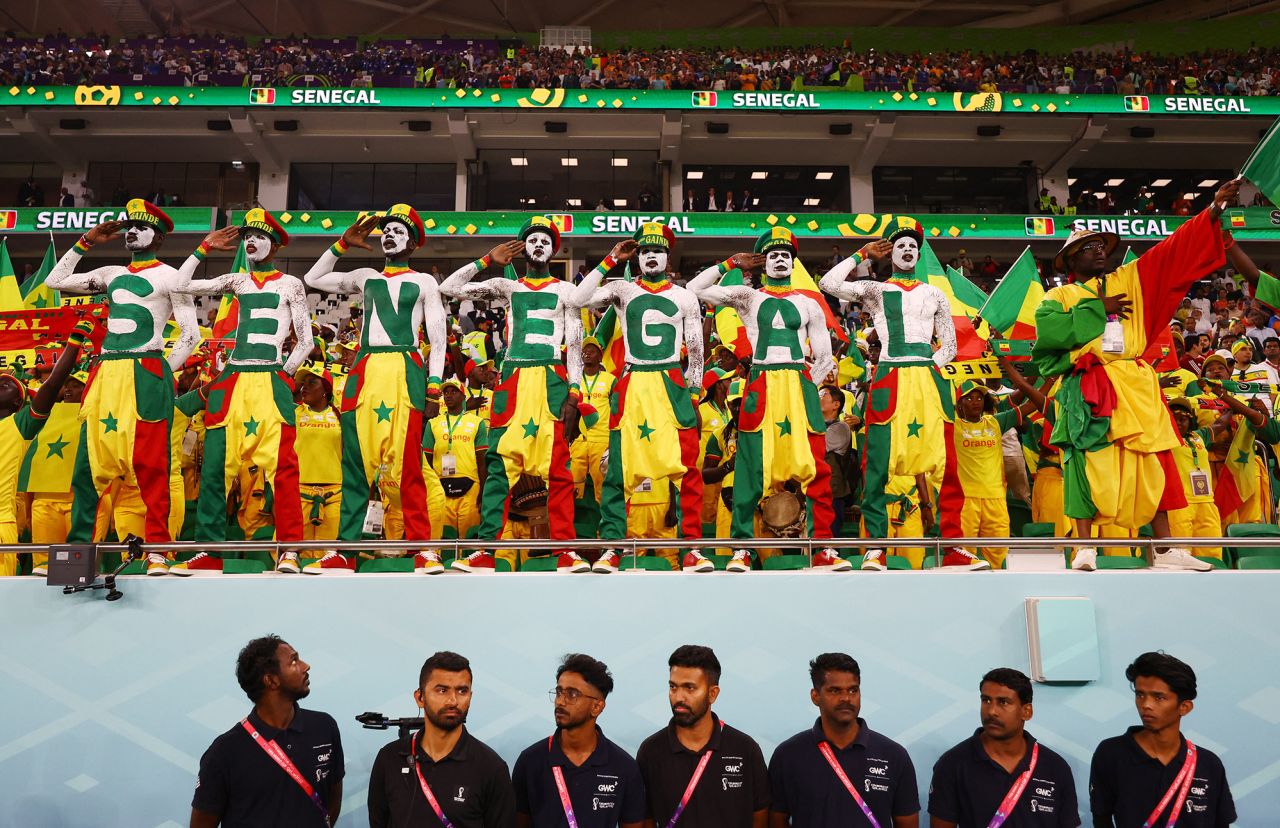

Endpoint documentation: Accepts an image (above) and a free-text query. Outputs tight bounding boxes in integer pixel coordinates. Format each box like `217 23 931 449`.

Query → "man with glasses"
1031 178 1242 572
511 653 645 828
367 650 515 827
767 652 919 827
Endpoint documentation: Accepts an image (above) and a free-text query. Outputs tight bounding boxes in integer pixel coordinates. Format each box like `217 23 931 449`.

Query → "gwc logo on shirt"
593 773 620 811
1029 777 1057 815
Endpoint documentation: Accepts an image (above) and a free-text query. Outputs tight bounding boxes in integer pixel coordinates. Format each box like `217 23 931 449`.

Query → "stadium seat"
1237 555 1280 570
223 558 270 574
1059 552 1148 570
1226 523 1280 564
762 554 810 571
842 552 913 570
1020 522 1056 538
704 554 733 571
520 556 559 573
357 557 414 574
620 556 673 571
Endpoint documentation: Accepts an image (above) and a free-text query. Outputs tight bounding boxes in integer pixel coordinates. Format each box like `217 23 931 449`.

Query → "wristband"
1223 230 1236 251
474 254 492 271
67 329 90 348
331 239 349 256
850 250 866 266
717 257 737 275
598 255 618 274
192 241 211 262
568 384 583 402
74 236 93 255
426 378 442 399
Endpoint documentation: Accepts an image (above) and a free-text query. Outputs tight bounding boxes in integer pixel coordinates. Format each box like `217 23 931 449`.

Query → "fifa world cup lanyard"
818 741 882 828
1143 743 1198 828
986 742 1039 828
664 721 725 828
240 719 330 827
411 732 457 828
548 735 583 828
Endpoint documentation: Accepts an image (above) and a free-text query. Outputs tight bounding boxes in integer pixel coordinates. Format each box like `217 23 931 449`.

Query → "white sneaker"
1153 547 1214 572
276 552 300 574
592 551 621 574
726 549 753 573
860 549 886 571
1071 547 1098 572
31 564 48 577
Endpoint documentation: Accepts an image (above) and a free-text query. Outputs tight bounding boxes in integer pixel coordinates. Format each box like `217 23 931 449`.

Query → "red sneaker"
169 552 222 576
726 550 753 573
941 548 992 571
682 551 715 573
592 551 621 574
302 551 356 574
451 551 496 573
557 551 590 573
812 548 853 571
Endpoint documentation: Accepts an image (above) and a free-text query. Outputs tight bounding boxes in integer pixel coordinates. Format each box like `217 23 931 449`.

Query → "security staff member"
511 654 646 828
928 668 1079 827
1089 652 1235 828
191 636 344 828
636 645 769 828
368 651 516 827
767 653 919 828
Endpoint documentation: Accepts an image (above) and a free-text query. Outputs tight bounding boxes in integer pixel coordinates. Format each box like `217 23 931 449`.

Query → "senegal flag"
791 257 848 344
979 246 1043 344
591 305 628 375
1215 419 1259 520
712 267 752 358
1242 119 1280 208
210 240 249 342
1119 246 1179 372
0 240 25 311
21 240 59 309
921 241 988 360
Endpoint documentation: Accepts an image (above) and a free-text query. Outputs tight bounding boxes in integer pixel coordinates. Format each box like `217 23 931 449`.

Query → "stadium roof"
5 0 1268 39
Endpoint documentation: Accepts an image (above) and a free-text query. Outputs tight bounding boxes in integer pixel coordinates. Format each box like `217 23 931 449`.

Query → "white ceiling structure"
1 0 1270 38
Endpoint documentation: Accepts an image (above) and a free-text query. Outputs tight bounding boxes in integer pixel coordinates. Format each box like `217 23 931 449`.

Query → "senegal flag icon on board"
1231 212 1247 228
1025 217 1055 236
250 88 276 105
1124 95 1150 112
692 91 717 107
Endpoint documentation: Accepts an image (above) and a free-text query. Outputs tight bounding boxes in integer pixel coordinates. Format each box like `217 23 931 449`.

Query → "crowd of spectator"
4 30 1280 95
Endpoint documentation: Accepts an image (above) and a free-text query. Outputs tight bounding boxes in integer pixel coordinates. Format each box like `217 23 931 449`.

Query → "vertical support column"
455 161 468 211
849 171 875 213
256 168 289 211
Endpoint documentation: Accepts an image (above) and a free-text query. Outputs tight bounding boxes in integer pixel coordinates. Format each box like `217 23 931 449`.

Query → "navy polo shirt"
636 713 770 828
192 706 344 828
768 718 919 827
928 729 1079 827
511 727 647 828
1090 726 1235 828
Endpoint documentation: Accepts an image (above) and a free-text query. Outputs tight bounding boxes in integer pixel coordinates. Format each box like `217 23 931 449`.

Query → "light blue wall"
1 571 1277 827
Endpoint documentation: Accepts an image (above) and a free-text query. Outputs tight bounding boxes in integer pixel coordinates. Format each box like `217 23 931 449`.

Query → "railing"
1 536 1274 570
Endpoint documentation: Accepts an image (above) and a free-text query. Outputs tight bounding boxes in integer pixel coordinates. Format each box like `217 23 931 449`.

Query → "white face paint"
123 224 156 252
766 249 793 279
637 247 669 277
243 230 273 263
381 221 412 257
524 231 554 264
891 237 919 272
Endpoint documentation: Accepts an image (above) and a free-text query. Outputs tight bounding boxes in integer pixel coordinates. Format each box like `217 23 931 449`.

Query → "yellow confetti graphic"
279 212 293 223
321 219 333 229
300 213 311 223
766 214 779 225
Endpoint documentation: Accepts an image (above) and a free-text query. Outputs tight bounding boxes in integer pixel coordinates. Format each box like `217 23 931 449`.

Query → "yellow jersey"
465 385 494 423
698 400 730 467
579 370 615 445
296 404 342 485
425 410 489 482
1170 428 1214 504
953 410 1020 500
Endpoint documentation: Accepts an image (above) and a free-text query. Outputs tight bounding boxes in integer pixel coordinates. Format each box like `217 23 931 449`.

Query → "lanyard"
664 721 725 828
986 742 1039 828
548 736 581 828
584 372 603 397
239 719 330 827
1142 742 1198 828
443 413 464 449
817 741 882 828
411 732 457 828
